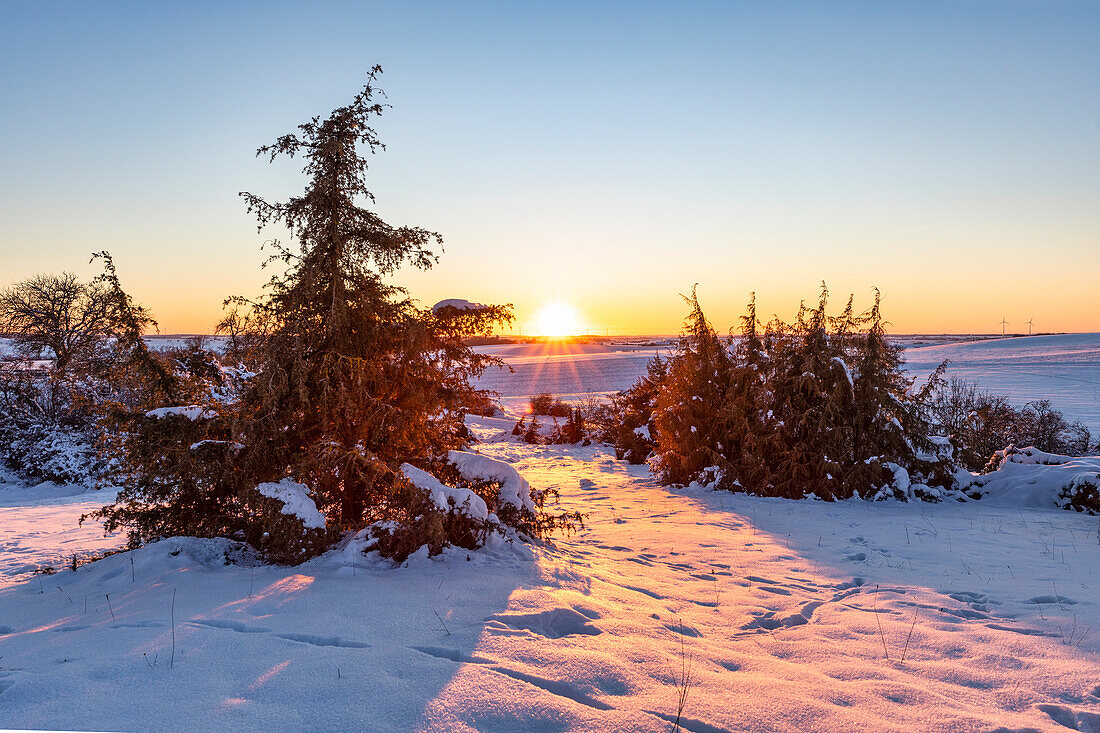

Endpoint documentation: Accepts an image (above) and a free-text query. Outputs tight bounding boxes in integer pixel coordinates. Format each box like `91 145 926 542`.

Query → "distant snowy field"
903 334 1100 435
476 333 1100 434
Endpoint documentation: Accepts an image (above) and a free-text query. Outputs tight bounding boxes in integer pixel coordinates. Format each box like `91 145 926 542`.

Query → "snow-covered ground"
1 421 1098 731
476 342 660 403
2 335 1099 731
0 469 121 589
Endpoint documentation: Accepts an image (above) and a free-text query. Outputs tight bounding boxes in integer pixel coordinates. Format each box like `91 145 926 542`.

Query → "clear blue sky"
2 1 1097 334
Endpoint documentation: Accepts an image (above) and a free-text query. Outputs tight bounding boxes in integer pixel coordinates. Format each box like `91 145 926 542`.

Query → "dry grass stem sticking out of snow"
901 607 918 663
672 618 695 732
873 585 889 661
170 588 176 668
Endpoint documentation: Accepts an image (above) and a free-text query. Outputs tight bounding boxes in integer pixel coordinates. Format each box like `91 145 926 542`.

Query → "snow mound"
970 447 1100 510
432 298 487 314
448 450 536 512
400 463 489 521
144 405 217 420
256 478 325 529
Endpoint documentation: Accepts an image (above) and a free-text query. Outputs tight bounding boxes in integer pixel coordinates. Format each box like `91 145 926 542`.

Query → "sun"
534 302 580 339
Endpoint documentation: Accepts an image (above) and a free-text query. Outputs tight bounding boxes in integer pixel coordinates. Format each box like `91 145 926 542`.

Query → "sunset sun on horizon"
533 301 581 339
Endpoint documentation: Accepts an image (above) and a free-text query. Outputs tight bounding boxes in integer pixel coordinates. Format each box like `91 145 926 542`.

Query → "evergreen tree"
93 70 535 560
613 284 961 502
650 287 737 486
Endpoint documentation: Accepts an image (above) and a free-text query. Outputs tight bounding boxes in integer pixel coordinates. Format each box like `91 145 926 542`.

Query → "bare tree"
0 273 116 372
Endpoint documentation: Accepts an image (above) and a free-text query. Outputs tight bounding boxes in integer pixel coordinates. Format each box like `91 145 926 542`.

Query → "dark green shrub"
530 392 571 417
612 285 956 501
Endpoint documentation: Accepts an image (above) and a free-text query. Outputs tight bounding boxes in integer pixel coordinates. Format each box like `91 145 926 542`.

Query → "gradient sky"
2 1 1097 335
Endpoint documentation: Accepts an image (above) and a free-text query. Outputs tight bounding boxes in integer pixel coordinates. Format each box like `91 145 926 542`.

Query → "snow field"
1 433 1098 731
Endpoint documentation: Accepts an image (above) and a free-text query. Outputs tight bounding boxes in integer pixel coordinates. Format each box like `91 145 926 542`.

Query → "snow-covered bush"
0 264 160 486
1057 475 1100 514
967 448 1100 513
930 378 1094 470
530 392 571 417
0 413 99 485
610 286 958 501
369 453 582 561
511 403 589 445
253 478 330 563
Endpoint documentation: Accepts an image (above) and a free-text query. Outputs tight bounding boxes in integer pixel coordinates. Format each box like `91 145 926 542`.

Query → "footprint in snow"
985 623 1058 638
947 591 996 612
1025 595 1078 605
1038 703 1100 731
111 620 164 629
411 646 493 664
276 633 370 648
744 601 823 631
486 607 601 639
760 586 792 596
620 584 664 600
664 622 702 637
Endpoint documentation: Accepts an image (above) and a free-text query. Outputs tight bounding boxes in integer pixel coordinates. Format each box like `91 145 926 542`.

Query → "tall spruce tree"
650 287 737 486
94 70 517 558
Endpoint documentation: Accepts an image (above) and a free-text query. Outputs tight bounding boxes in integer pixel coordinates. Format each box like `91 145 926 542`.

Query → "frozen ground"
0 421 1098 732
0 469 121 589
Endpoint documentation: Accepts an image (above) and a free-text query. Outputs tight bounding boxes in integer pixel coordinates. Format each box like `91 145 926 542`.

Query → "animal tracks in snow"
274 633 370 648
409 645 494 664
191 619 270 634
189 618 369 648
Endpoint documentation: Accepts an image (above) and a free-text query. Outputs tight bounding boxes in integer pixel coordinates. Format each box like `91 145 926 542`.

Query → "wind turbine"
1027 318 1034 336
1001 317 1009 337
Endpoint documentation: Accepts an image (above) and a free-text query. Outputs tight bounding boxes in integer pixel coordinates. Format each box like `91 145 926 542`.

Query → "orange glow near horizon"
36 263 1099 338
